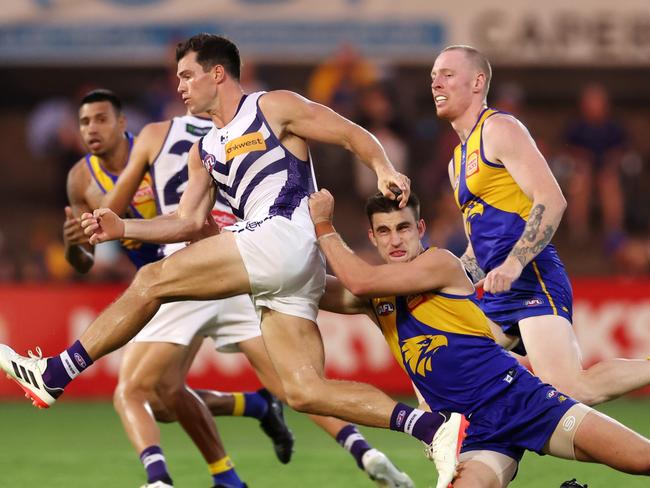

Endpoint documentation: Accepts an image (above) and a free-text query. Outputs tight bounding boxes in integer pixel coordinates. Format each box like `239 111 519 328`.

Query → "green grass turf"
1 397 649 487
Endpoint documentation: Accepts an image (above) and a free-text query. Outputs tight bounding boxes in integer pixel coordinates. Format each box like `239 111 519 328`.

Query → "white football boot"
424 412 467 488
139 482 173 488
362 448 415 488
0 344 60 408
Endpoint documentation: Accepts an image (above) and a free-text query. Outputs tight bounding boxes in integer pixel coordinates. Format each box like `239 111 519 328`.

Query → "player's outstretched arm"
309 189 471 298
63 162 94 273
260 90 410 207
101 121 169 216
482 115 567 293
82 143 215 245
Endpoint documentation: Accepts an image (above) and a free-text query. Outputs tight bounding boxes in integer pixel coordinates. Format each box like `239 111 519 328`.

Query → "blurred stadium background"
1 0 650 486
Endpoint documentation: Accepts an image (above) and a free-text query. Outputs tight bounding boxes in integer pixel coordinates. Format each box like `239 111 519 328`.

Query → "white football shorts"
132 294 261 353
231 211 326 322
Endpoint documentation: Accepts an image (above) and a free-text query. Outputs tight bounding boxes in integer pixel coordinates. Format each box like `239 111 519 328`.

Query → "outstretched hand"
81 208 125 245
308 189 335 224
377 170 411 208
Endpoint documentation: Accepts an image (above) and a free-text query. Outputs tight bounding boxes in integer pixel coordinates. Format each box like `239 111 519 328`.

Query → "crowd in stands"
2 43 649 282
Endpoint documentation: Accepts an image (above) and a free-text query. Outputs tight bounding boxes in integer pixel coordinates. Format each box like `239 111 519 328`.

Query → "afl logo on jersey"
466 150 479 178
375 302 395 316
203 153 216 172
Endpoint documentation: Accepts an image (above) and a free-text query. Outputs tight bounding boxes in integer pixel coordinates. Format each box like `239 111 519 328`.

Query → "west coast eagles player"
432 45 650 406
309 188 650 488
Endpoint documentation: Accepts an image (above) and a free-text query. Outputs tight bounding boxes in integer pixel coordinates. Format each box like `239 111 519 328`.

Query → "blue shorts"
461 368 577 462
481 258 573 354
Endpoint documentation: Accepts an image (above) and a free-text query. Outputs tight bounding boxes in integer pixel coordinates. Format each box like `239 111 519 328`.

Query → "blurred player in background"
309 188 650 488
431 45 650 406
61 89 254 488
62 89 162 274
105 109 414 488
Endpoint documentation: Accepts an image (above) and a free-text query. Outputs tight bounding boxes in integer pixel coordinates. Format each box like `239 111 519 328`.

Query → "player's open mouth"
434 95 448 105
389 250 406 258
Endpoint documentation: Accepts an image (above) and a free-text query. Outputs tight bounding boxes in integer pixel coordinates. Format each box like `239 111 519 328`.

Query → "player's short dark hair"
365 191 421 225
79 89 123 114
176 33 241 80
441 45 492 96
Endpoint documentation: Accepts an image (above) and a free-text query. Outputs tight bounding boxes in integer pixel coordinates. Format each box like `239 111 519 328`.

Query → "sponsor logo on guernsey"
401 335 448 376
74 352 87 369
558 395 567 403
524 297 544 307
185 123 211 137
466 150 479 177
225 132 266 161
375 301 395 316
406 294 424 310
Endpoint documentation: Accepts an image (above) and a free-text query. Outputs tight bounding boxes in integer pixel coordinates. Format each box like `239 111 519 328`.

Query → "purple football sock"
42 340 93 390
140 445 173 484
390 402 448 444
336 424 371 469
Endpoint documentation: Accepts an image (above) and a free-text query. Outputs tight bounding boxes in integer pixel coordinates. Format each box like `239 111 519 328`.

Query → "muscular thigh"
118 342 190 389
259 308 325 387
151 231 251 301
519 315 583 384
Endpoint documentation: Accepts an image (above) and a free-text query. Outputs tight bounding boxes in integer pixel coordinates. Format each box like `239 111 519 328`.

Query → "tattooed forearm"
509 205 558 268
461 253 486 284
522 204 545 242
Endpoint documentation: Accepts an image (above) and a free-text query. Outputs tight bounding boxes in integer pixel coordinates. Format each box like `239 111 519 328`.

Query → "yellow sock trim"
208 456 235 475
232 392 245 416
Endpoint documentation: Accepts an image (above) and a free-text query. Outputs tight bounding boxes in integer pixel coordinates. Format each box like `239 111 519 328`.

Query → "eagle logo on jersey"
401 334 448 376
464 201 484 236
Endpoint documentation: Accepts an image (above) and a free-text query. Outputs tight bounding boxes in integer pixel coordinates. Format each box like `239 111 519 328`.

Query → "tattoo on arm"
509 204 557 267
461 253 486 284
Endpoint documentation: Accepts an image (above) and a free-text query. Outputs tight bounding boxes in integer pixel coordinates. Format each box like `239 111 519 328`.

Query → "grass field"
1 397 649 487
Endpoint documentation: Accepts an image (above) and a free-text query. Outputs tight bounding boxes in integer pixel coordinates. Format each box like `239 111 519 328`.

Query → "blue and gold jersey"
451 108 564 273
371 289 523 415
451 109 573 334
85 132 163 268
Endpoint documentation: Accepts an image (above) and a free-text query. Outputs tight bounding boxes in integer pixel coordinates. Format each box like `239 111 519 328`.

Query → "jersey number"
162 140 193 206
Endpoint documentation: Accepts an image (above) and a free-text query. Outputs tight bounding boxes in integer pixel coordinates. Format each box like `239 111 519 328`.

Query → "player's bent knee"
131 261 164 300
283 382 322 413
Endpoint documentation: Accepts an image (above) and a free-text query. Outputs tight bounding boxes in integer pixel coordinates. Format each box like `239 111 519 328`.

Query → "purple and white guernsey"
198 92 317 223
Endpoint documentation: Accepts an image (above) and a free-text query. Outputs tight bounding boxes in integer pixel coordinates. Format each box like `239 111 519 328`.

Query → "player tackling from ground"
105 108 414 488
308 188 650 487
432 45 650 405
0 33 457 480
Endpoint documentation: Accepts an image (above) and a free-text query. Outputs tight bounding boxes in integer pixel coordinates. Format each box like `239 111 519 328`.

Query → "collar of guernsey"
85 132 158 219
